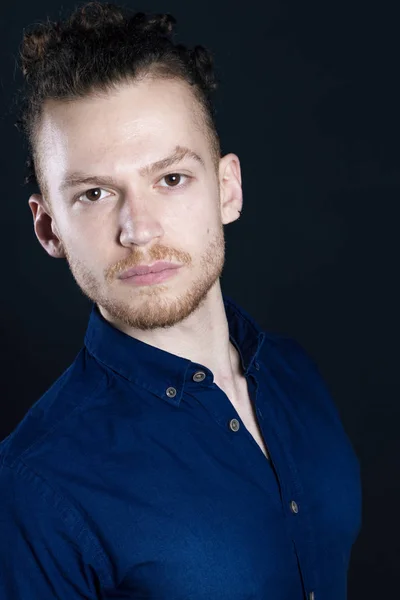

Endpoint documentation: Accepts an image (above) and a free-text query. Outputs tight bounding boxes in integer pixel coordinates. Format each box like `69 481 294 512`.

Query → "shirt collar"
84 293 265 407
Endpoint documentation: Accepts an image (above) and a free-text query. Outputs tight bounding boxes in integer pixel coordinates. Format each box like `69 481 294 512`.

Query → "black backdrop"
1 1 399 597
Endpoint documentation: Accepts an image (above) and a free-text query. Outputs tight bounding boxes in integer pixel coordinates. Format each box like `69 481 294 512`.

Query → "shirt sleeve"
0 457 108 599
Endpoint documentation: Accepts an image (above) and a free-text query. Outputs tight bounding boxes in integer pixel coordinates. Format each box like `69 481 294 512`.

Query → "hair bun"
141 13 176 37
68 4 176 38
20 24 53 79
190 45 218 92
69 2 125 30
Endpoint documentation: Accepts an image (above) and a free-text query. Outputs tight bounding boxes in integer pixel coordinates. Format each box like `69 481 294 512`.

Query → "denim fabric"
0 294 362 599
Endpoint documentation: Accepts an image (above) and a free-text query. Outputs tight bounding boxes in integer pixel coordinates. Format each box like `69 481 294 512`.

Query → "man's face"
30 77 241 330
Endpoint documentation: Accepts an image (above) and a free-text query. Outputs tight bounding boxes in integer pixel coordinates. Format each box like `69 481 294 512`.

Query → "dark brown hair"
14 1 221 200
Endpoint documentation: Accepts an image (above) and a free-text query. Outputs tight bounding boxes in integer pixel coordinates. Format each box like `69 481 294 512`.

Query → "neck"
100 281 242 387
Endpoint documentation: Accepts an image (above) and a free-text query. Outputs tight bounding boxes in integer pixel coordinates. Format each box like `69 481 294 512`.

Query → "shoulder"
261 330 320 375
259 330 345 425
0 347 109 468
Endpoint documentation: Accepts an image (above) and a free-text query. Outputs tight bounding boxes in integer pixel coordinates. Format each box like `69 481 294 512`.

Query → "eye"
158 173 190 188
77 172 191 204
78 188 111 203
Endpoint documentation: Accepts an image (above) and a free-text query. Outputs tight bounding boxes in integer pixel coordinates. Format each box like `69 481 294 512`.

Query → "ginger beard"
60 219 226 331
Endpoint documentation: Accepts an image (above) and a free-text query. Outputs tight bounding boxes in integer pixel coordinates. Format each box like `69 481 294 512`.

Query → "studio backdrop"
0 1 399 598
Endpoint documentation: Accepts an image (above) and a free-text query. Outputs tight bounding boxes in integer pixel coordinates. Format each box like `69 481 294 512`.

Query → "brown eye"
78 188 110 203
159 173 190 189
164 174 182 186
85 188 103 201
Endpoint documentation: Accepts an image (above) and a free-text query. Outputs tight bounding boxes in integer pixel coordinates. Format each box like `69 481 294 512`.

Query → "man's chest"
229 383 270 461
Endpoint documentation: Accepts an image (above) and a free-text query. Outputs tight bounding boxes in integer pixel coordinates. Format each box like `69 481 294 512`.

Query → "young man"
0 3 362 598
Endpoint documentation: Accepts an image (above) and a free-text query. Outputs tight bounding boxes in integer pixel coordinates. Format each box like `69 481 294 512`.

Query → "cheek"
61 226 104 269
65 212 107 245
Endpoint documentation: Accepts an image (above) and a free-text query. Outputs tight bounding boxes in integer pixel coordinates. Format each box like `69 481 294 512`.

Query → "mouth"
119 264 182 286
119 262 182 279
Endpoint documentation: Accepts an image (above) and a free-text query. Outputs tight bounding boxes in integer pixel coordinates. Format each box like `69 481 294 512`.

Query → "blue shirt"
0 294 362 599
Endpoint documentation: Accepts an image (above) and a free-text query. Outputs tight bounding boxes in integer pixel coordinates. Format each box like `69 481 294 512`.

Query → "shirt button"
193 371 206 382
166 387 177 398
229 418 240 432
290 500 299 514
309 592 315 600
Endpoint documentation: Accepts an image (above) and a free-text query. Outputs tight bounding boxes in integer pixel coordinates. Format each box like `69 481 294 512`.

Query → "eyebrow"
58 145 205 193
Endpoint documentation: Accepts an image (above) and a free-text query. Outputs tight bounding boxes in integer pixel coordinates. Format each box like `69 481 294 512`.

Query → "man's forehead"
37 80 208 186
40 91 200 156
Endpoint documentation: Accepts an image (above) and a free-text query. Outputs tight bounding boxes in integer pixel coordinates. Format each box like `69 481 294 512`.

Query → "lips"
119 262 181 279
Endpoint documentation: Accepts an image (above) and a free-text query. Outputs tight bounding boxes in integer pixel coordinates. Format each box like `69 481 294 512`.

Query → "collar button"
193 371 206 382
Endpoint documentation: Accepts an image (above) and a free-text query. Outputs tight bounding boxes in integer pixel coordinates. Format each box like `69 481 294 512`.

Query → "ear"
28 194 66 258
218 153 243 225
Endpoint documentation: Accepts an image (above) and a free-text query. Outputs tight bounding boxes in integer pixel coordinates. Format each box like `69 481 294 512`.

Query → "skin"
28 77 246 401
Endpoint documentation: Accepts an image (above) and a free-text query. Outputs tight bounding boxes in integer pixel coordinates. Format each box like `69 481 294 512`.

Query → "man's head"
16 2 243 330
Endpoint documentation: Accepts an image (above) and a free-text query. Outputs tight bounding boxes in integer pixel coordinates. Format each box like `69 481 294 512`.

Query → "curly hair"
13 1 221 200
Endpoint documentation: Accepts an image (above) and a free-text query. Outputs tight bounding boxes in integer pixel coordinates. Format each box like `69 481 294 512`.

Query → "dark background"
1 0 399 597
